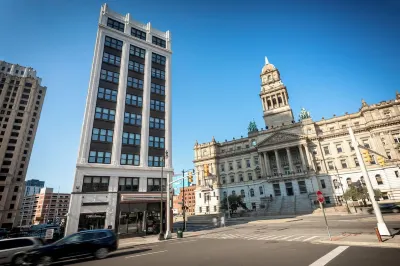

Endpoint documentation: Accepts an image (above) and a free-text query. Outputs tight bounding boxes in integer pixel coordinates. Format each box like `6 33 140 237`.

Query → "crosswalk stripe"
243 235 259 240
288 236 306 241
302 236 319 242
276 235 296 240
259 235 277 240
265 236 281 240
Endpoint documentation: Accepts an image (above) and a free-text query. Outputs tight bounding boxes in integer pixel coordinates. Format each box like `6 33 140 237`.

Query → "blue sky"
0 0 399 192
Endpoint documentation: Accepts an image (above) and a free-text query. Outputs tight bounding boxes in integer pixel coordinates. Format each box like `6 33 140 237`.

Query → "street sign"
316 190 324 203
45 229 54 240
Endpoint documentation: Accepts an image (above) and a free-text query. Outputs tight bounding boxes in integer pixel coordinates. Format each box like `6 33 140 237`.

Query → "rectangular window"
150 100 165 111
124 112 142 126
362 139 370 148
152 36 166 48
327 161 334 170
148 156 164 167
324 197 331 204
95 107 115 121
100 69 119 84
348 141 354 151
107 18 124 32
320 179 326 189
127 77 143 89
152 53 166 65
229 162 233 171
128 61 144 73
126 94 143 107
248 172 253 181
151 68 165 80
122 132 141 145
151 83 165 95
105 36 123 50
149 117 165 129
354 157 360 167
120 154 140 166
82 176 109 192
236 160 242 169
220 164 225 172
340 159 347 168
386 150 392 160
92 128 113 142
131 27 146 40
149 136 165 148
147 178 166 191
88 151 111 164
246 159 251 168
102 52 121 66
395 171 399 178
119 177 139 191
323 146 330 155
130 45 145 58
336 144 342 153
316 162 322 171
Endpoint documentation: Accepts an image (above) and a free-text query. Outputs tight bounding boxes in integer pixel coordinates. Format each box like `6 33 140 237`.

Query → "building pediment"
257 132 303 147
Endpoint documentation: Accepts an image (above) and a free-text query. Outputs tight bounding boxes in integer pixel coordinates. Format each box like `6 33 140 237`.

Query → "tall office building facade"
25 179 45 196
0 61 46 228
66 4 173 236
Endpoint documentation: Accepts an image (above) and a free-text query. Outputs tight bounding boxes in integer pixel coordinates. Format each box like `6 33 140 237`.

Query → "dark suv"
24 229 118 266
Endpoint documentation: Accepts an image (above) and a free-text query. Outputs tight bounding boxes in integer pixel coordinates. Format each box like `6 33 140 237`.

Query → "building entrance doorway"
285 182 294 196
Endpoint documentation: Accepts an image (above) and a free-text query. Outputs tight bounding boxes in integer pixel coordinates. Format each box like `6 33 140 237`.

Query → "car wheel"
36 256 52 266
11 254 25 266
94 248 109 259
392 209 400 213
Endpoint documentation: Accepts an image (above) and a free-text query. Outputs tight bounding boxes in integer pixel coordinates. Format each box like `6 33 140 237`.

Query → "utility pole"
182 169 186 231
225 179 231 219
158 152 167 241
349 127 391 235
334 167 351 214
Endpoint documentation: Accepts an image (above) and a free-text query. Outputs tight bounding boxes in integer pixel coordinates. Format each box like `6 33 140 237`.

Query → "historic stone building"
194 57 400 215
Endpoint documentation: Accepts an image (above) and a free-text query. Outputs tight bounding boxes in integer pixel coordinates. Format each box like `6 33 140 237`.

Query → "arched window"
268 75 272 81
239 174 243 182
232 190 236 196
346 178 352 185
241 189 245 197
230 175 235 183
360 176 365 186
375 174 383 185
250 188 255 197
259 186 264 195
223 191 227 198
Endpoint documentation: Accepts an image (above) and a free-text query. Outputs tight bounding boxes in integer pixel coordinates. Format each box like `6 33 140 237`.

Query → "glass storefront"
78 213 106 231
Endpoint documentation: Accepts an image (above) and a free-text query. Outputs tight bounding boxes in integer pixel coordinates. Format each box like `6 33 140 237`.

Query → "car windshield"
54 233 82 245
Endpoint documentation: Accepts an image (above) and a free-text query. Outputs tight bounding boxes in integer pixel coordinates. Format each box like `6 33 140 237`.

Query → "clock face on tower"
252 140 257 146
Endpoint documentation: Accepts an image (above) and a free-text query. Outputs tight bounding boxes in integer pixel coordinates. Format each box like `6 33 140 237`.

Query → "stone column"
259 153 266 177
286 147 294 173
274 149 282 174
298 145 307 171
111 41 129 165
264 152 271 176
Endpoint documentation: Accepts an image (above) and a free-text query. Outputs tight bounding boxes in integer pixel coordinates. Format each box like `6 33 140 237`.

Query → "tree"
220 195 248 214
343 184 382 206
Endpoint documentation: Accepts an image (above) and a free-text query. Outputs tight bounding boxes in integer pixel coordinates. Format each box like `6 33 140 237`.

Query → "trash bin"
177 229 183 238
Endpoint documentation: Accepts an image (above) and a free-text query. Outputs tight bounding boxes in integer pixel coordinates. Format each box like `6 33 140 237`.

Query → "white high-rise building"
66 4 173 236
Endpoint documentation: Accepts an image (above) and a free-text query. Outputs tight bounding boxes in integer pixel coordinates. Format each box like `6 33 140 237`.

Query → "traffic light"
377 156 385 166
204 164 209 176
362 150 371 163
188 171 193 183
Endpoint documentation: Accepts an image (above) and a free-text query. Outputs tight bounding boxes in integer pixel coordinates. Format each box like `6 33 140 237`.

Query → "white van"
0 237 43 265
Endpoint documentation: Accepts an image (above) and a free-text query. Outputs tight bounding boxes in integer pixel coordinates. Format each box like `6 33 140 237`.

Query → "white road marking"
125 250 167 259
259 235 277 240
288 236 306 241
265 236 281 240
168 240 198 244
276 235 295 240
302 236 320 242
309 246 349 266
244 235 261 240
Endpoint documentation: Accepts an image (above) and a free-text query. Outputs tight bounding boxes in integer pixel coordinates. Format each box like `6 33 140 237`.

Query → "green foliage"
220 194 248 213
343 184 382 205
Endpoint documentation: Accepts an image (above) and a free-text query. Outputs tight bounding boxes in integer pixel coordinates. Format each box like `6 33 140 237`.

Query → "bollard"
374 227 382 242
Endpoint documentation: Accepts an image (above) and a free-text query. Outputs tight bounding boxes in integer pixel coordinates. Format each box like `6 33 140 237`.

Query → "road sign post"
317 191 332 241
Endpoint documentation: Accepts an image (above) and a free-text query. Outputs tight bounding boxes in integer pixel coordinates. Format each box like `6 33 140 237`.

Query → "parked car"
0 237 43 265
23 229 118 266
368 203 400 214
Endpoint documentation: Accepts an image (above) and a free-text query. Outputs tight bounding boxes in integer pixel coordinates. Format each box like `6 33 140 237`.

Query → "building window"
149 136 165 148
100 69 119 83
229 162 233 171
360 176 365 185
246 159 251 168
127 77 143 89
230 176 234 183
152 36 166 48
376 174 383 185
239 174 243 182
82 176 109 192
386 150 392 160
324 197 331 204
128 61 144 73
148 156 164 167
107 18 124 32
320 179 326 189
147 178 166 191
151 83 165 95
248 188 254 197
151 68 165 80
7 213 12 219
232 190 236 196
149 117 165 129
362 139 370 148
92 128 113 142
236 160 242 169
346 178 352 185
131 27 146 40
340 159 347 169
323 146 330 155
124 112 142 126
88 151 111 164
152 53 166 65
220 164 225 172
95 107 115 121
214 206 217 212
150 100 165 112
105 36 123 50
327 161 334 170
102 52 121 66
248 172 253 181
354 158 360 167
125 94 143 107
130 45 145 58
259 186 264 195
199 207 202 213
122 132 141 145
348 142 354 151
316 162 322 171
121 154 140 165
336 144 342 153
395 171 399 178
119 177 139 191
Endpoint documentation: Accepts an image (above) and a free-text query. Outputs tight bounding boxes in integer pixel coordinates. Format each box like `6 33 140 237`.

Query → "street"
51 214 400 266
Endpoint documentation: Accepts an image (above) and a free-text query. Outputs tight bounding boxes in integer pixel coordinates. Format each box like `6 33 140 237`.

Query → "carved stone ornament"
299 107 311 120
248 120 258 133
260 132 301 145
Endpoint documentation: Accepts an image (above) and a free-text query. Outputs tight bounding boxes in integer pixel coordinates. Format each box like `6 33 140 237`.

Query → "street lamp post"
334 167 351 214
158 150 168 241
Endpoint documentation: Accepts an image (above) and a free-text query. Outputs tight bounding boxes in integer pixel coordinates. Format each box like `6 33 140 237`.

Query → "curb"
316 240 400 249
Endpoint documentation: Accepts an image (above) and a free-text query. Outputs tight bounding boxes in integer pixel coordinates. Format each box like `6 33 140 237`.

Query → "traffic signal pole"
349 127 391 236
182 169 186 231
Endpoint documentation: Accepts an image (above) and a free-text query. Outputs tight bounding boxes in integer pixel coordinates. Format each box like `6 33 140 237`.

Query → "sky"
0 0 399 192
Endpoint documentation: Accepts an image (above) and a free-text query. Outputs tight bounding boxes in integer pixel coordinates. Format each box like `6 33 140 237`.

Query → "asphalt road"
51 238 400 266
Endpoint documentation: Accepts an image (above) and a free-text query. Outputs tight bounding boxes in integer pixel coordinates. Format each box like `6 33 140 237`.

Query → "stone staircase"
266 196 283 215
187 213 222 225
295 194 314 214
280 196 295 215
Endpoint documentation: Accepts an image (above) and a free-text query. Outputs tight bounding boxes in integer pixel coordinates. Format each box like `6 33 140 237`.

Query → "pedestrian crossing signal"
362 150 371 163
377 156 385 166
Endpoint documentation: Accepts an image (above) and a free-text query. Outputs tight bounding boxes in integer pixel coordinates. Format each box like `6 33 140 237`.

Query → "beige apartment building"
194 57 400 215
0 61 46 228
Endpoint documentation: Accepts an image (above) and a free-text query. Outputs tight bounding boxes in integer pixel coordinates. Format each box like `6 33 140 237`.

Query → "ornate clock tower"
259 57 294 128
